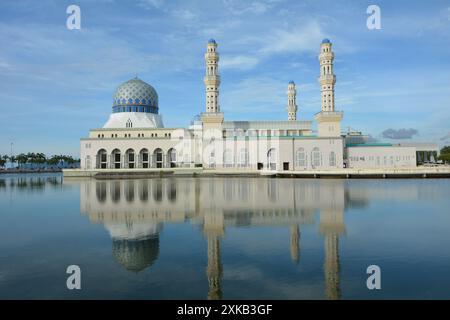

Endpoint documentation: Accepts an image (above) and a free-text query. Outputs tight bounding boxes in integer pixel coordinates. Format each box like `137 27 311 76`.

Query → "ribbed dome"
112 77 159 114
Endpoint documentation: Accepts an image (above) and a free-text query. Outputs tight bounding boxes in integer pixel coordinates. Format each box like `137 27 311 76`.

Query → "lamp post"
10 142 13 168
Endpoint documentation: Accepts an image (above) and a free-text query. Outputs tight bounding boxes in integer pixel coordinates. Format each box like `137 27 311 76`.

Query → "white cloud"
221 55 259 70
172 9 196 20
260 21 325 54
138 0 165 9
223 0 283 15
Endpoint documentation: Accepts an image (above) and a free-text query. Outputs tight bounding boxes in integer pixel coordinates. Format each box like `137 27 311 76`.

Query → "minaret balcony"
319 75 336 84
204 75 221 84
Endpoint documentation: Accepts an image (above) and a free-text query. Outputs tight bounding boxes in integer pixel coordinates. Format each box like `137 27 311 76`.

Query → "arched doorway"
140 148 149 168
125 148 135 169
168 148 177 168
267 148 277 170
154 148 163 168
111 149 121 169
97 149 107 169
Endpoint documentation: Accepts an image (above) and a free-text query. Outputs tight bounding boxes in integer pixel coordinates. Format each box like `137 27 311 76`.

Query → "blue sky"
0 0 449 157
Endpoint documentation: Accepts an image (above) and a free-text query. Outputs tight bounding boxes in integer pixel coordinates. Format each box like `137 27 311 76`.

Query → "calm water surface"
0 173 450 299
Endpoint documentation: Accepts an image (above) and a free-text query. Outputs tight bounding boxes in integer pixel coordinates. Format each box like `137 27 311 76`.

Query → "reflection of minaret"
320 207 345 300
324 233 340 300
203 209 224 300
319 179 346 300
289 224 300 264
205 229 223 300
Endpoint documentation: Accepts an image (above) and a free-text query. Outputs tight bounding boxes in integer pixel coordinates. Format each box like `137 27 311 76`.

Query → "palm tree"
16 153 28 168
0 154 6 168
36 152 47 164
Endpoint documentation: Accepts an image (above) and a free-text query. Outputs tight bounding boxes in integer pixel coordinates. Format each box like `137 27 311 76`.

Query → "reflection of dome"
105 222 162 273
112 237 159 273
105 222 161 240
112 77 159 114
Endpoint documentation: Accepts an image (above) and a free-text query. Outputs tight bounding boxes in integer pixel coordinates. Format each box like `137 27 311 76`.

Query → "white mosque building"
78 39 424 172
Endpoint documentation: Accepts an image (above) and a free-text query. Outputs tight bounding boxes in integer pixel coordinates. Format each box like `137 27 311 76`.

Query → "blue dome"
322 38 331 44
112 77 159 114
208 38 216 44
289 80 295 84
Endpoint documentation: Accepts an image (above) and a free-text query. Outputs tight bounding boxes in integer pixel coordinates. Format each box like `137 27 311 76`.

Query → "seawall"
63 167 450 179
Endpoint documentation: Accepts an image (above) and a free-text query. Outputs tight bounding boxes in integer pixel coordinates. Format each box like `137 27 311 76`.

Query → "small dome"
289 80 295 85
322 38 331 44
208 39 217 44
112 77 158 114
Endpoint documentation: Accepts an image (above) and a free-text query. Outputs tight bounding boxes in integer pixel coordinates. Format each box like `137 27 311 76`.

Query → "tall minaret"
287 81 298 121
201 39 224 130
319 39 335 112
204 39 220 114
315 39 343 137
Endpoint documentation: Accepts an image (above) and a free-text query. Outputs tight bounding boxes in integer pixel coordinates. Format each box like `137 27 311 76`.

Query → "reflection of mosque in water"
79 177 351 300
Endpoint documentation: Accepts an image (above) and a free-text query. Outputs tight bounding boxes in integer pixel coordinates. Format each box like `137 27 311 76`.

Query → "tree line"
0 153 80 168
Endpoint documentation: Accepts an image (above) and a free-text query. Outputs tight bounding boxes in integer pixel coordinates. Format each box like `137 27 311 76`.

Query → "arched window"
97 149 107 169
85 155 91 170
154 148 163 168
295 148 306 168
139 148 150 169
111 149 121 169
125 149 135 168
209 150 216 168
238 148 249 167
312 147 321 168
126 119 132 128
329 151 336 167
223 149 233 168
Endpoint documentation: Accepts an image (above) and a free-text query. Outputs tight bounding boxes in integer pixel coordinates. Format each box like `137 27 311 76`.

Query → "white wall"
346 146 417 168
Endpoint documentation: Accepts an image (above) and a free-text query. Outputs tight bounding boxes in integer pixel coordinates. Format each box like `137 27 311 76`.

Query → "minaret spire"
287 81 298 121
204 39 220 113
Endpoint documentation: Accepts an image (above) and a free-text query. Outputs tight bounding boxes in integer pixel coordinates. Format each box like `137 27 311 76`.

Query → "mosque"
79 39 428 172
